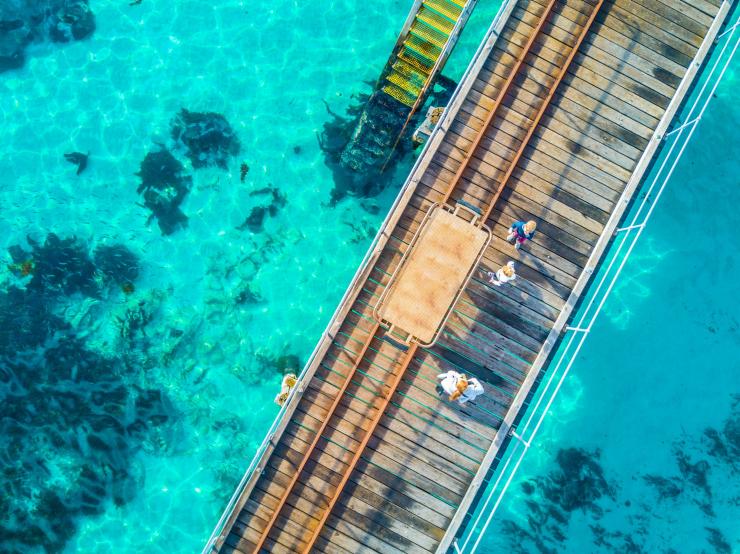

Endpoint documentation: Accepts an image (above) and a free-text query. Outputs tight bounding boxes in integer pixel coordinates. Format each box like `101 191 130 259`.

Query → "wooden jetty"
210 0 734 552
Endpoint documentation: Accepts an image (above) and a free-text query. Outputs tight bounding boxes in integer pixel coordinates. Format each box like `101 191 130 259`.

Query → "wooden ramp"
210 0 733 552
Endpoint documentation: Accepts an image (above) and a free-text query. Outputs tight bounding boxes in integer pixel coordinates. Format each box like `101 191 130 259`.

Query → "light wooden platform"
376 204 490 345
210 1 733 552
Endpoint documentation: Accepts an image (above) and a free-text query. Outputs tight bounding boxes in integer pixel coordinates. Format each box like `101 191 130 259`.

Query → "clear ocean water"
1 1 500 552
0 1 736 553
470 21 740 553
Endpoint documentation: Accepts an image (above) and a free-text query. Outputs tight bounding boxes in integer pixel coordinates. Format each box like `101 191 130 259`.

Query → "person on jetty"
274 373 298 407
437 371 485 405
485 261 516 286
507 220 537 250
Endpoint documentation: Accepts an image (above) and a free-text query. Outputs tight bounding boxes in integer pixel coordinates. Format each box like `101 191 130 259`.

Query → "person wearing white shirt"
438 370 463 396
437 371 485 404
458 377 484 404
486 261 516 286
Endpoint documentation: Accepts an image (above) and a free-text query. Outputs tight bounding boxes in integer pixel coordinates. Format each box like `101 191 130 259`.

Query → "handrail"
252 322 381 551
442 0 557 204
200 1 517 551
382 0 479 171
479 0 605 221
302 342 420 552
454 10 740 553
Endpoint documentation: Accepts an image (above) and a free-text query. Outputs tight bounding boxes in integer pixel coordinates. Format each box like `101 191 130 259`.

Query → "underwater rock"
12 233 100 298
171 108 241 169
64 151 89 175
0 1 96 73
236 184 286 233
48 0 95 43
0 15 31 72
93 244 140 286
136 149 192 235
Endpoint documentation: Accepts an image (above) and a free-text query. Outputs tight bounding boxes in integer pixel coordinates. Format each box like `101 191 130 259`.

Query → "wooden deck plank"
214 2 729 552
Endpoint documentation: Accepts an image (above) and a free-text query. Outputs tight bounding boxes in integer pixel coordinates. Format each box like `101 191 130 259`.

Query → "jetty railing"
199 3 517 551
451 11 740 554
382 0 480 169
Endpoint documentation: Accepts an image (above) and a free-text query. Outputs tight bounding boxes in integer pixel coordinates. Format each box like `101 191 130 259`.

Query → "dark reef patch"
0 15 31 72
318 75 457 206
64 151 89 175
496 398 739 553
254 350 302 380
642 475 682 500
171 108 241 169
10 233 99 298
0 1 95 73
234 283 263 305
136 149 192 235
705 527 731 554
540 448 615 514
343 217 377 244
1 234 174 553
720 394 740 461
498 448 620 552
0 284 64 352
236 184 286 233
94 244 140 286
48 0 96 43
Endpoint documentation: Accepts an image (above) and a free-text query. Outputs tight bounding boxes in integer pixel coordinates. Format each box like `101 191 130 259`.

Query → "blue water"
2 1 736 553
0 1 500 552
471 30 740 554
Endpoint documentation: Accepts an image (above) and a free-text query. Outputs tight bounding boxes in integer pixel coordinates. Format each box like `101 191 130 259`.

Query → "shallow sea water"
2 1 737 553
473 31 740 554
0 1 499 552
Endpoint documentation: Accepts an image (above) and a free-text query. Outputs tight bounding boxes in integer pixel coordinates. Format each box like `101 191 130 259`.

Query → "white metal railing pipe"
458 16 739 553
201 2 517 551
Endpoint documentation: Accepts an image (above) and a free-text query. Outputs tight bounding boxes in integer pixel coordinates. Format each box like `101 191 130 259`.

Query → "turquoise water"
0 1 501 552
470 26 740 554
3 1 736 553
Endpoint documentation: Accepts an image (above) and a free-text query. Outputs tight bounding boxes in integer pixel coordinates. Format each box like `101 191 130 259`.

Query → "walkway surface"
210 0 733 552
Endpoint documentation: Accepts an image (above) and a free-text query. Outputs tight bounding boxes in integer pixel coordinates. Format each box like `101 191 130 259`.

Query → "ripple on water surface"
0 0 424 551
